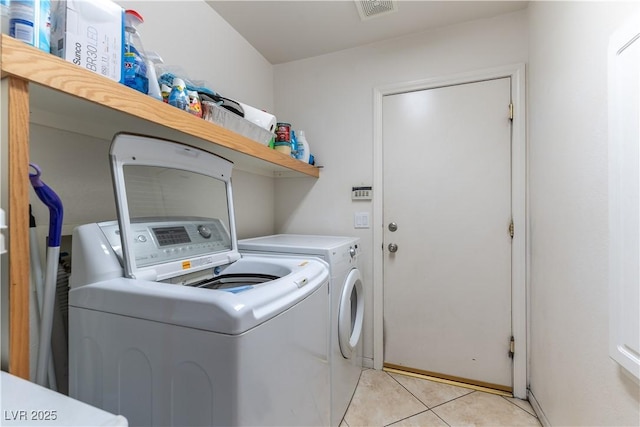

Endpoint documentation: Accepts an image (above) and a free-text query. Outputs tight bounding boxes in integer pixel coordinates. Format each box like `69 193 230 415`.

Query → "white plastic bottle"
1 0 10 35
9 0 50 52
145 50 163 101
296 130 311 163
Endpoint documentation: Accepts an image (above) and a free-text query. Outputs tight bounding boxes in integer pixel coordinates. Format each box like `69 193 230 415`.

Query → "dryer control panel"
99 218 232 268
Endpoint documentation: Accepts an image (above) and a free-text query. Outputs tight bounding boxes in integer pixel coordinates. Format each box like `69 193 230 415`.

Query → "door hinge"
509 220 514 239
508 336 515 358
509 102 514 121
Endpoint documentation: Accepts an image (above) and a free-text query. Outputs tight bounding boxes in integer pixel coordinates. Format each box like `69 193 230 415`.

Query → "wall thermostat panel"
352 186 372 201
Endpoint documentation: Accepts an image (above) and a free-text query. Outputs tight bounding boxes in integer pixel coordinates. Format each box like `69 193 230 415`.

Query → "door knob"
388 243 398 253
388 222 398 232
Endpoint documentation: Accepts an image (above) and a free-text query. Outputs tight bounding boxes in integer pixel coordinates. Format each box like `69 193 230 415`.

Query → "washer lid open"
110 133 241 282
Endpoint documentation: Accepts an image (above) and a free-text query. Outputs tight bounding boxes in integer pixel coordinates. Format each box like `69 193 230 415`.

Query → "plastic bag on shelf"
155 64 218 99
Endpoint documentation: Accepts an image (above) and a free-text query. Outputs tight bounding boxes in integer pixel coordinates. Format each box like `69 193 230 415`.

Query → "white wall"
527 2 640 425
273 10 528 365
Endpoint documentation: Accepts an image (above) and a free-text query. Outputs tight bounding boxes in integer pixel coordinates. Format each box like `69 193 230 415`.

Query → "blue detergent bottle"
168 78 189 111
290 129 298 159
123 9 149 95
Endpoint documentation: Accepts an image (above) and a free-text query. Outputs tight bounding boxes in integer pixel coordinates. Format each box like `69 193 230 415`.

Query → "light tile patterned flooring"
341 369 541 427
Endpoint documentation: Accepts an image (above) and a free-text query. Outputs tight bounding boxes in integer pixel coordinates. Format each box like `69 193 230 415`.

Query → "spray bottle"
123 9 149 95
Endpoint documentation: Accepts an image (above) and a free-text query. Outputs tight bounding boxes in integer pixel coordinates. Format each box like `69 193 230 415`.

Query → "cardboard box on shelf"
50 0 124 83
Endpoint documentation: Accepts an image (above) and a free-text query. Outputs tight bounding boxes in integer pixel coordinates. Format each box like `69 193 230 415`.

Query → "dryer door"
338 269 364 359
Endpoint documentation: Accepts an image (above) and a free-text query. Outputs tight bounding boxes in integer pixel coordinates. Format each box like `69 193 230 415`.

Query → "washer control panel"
99 218 231 268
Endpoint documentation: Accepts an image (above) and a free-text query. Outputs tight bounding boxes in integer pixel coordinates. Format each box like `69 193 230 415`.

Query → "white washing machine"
68 134 330 426
238 235 364 426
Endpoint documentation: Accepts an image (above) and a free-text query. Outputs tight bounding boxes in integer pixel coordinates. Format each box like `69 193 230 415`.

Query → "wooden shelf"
0 34 319 379
1 34 319 178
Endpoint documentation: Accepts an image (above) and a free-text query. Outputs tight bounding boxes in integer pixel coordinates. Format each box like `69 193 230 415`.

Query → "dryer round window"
338 268 364 359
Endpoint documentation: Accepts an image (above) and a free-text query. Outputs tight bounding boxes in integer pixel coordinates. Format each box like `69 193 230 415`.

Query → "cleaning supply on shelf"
146 59 162 100
187 90 202 117
161 83 171 103
168 78 189 112
145 51 163 101
123 9 148 95
9 0 50 53
296 130 311 163
290 129 298 159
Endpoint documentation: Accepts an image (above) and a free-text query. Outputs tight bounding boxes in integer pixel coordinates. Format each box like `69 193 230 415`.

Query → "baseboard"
362 356 374 369
528 389 551 427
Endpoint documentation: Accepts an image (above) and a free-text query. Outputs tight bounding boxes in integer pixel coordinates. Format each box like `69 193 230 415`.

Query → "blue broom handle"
29 164 63 247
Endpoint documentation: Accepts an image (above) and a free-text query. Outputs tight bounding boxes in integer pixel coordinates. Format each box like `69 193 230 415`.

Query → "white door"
382 78 513 390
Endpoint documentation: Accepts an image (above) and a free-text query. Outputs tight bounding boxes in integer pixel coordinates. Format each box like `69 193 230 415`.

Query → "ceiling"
206 1 529 65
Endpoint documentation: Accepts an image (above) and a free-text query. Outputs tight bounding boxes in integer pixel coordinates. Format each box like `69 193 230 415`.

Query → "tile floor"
342 369 541 427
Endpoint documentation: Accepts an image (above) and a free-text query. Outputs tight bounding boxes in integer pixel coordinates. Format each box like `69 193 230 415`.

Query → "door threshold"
383 365 513 397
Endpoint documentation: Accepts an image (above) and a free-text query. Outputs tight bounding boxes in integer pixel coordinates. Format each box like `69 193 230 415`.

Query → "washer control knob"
349 247 356 258
197 225 212 239
136 235 147 243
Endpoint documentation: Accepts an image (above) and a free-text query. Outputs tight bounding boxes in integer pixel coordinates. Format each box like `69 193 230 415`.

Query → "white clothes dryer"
238 235 364 426
68 134 330 426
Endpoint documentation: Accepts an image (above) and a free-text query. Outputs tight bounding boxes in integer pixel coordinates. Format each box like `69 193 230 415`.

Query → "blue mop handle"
29 164 63 247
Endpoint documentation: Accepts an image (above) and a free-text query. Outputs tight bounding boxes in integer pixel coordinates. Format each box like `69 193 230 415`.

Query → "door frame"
372 64 527 398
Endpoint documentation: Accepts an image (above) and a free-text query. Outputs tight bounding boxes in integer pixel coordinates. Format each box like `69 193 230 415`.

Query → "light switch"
354 212 370 229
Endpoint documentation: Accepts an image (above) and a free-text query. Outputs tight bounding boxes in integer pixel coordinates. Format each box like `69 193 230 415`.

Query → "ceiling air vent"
355 0 398 21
